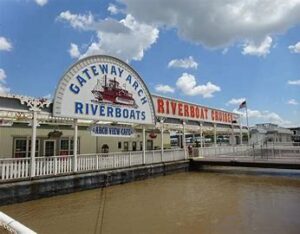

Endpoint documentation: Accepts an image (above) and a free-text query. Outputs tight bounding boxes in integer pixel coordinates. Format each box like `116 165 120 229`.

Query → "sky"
0 0 300 127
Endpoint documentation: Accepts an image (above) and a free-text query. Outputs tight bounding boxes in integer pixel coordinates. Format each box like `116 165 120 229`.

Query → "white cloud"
242 36 272 57
287 99 298 105
288 41 300 53
168 56 198 69
58 11 158 62
226 97 246 106
108 4 123 15
233 108 292 126
43 93 52 99
68 43 81 58
287 80 300 85
222 48 229 55
0 37 12 51
155 84 175 94
0 69 6 82
0 68 10 95
57 11 94 30
121 0 300 54
35 0 48 6
176 73 220 98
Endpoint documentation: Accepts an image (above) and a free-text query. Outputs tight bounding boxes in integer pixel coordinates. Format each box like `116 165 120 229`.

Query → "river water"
1 168 300 234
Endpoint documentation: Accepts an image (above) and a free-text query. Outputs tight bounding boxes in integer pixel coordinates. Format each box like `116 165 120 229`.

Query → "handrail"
0 211 37 234
0 149 186 182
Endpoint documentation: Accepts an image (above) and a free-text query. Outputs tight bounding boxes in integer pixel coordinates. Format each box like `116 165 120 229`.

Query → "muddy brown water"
1 168 300 234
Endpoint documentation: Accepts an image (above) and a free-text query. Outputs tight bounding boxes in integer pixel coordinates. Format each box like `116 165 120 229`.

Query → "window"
101 144 109 153
14 138 39 158
124 142 129 151
44 140 56 156
14 139 27 158
118 142 122 149
132 142 137 151
140 141 143 151
60 139 69 155
59 138 79 155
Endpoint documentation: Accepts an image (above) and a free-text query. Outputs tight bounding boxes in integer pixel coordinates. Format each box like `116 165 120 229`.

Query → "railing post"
152 150 154 163
54 157 57 175
129 152 132 167
96 154 99 170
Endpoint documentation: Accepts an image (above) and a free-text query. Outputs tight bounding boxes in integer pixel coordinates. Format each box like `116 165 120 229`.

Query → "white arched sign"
53 55 156 125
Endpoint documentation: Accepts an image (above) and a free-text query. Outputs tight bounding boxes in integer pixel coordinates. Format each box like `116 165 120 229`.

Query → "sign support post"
30 111 37 178
142 126 146 164
73 119 78 172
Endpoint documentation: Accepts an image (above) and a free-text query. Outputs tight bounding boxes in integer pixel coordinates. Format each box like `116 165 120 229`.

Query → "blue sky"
0 0 300 127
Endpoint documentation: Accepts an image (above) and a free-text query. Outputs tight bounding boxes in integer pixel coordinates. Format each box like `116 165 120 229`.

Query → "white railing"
0 211 37 234
194 143 300 160
0 149 185 182
0 158 30 180
195 145 250 157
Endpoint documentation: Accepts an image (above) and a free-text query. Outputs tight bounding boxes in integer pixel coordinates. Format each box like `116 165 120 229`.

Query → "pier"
190 143 300 170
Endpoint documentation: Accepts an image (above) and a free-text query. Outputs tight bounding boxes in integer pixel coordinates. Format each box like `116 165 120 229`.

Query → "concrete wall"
0 160 189 205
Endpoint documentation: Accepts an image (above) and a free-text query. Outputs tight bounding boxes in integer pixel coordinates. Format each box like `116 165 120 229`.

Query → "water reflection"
1 168 300 234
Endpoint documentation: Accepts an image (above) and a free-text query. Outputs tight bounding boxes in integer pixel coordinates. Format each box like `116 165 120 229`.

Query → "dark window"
15 139 27 158
59 138 79 155
118 142 122 149
124 142 129 151
14 138 39 158
132 142 137 151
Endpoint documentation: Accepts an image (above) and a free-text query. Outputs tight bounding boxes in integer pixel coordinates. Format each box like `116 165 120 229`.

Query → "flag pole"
245 104 250 145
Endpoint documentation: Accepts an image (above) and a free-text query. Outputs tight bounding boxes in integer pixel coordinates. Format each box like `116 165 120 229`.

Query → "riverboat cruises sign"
152 95 239 124
90 124 135 137
53 55 156 125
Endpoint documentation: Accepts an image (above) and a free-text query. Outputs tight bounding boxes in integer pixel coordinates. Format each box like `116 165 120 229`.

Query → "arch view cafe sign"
53 55 156 125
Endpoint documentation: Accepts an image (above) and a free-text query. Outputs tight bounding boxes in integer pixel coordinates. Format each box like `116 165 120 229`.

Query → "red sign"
152 96 238 124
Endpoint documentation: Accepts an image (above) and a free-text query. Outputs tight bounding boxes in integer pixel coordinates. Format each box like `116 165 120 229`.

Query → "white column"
160 119 164 161
73 119 78 172
231 124 235 145
182 121 187 159
200 123 203 157
239 122 243 145
214 123 217 147
30 111 37 178
142 126 146 164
